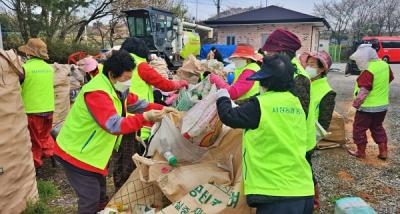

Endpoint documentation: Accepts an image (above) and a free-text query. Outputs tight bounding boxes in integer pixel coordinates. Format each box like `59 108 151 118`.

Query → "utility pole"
217 0 221 18
196 0 198 22
265 0 268 7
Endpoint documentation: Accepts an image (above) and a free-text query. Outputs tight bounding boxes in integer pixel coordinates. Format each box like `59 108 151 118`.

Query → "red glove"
174 80 188 89
209 74 229 89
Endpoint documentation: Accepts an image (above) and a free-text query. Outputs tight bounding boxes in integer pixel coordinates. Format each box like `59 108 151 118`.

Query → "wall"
216 23 319 54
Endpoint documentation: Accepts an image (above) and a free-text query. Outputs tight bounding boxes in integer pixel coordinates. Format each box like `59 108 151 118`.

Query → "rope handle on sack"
0 49 24 84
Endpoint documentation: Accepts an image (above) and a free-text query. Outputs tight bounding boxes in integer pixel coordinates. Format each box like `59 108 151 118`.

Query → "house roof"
204 5 330 29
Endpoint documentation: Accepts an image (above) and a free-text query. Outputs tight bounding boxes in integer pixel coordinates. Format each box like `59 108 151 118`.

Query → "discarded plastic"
335 197 377 214
160 136 177 167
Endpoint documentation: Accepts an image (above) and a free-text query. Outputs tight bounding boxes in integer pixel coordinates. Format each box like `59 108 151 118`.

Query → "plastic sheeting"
200 44 237 60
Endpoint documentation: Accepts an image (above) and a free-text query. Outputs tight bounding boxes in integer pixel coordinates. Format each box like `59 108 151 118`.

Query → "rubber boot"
313 183 320 210
377 143 388 160
348 144 366 158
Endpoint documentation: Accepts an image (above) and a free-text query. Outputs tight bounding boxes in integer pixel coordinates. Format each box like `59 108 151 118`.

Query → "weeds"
22 179 59 214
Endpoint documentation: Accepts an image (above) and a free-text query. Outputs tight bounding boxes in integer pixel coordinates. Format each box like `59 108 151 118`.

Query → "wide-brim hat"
229 44 260 61
18 38 49 60
299 51 332 71
247 54 295 82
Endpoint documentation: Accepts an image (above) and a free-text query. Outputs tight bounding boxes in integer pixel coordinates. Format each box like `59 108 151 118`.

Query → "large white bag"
147 115 207 163
181 89 223 147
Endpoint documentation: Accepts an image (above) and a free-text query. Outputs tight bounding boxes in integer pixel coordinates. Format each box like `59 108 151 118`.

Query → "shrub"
47 40 101 64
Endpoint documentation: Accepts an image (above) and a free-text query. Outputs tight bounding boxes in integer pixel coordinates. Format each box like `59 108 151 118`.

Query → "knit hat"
229 44 261 61
299 50 332 71
262 29 301 53
18 38 49 60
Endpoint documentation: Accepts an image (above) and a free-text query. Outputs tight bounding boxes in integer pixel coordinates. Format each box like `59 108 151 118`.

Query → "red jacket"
55 91 163 175
138 63 178 91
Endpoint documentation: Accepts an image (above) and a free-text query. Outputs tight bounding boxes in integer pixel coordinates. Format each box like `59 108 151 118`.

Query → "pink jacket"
210 69 256 100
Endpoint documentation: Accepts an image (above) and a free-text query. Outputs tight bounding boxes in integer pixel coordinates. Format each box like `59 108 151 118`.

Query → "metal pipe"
182 21 214 39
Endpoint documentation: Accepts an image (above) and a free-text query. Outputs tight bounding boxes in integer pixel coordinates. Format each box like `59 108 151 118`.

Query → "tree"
381 0 400 36
73 0 114 42
314 0 358 45
350 0 377 41
0 0 90 41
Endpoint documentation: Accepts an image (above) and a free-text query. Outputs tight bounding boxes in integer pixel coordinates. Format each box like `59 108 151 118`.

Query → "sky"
185 0 319 21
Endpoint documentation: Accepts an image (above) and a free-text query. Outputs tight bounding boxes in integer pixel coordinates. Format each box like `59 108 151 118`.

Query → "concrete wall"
215 23 322 54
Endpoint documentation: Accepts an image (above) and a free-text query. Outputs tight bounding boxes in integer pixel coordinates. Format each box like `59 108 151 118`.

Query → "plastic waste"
334 197 377 214
159 135 177 166
227 72 235 85
148 116 207 163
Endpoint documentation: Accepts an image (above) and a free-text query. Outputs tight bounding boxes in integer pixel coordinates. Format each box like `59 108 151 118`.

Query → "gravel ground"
314 64 400 213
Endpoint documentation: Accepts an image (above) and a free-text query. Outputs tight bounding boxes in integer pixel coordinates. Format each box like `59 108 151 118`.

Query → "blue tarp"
200 44 237 60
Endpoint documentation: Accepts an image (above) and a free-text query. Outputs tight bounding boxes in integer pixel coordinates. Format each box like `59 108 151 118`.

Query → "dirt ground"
315 64 400 213
36 64 400 213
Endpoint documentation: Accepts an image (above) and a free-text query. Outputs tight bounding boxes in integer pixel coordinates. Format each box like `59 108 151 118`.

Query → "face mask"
232 58 247 68
113 80 131 93
305 66 319 79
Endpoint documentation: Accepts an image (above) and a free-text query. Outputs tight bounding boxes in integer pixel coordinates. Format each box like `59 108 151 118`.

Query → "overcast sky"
185 0 319 21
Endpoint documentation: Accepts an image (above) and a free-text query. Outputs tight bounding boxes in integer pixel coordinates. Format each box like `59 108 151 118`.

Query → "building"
204 5 330 53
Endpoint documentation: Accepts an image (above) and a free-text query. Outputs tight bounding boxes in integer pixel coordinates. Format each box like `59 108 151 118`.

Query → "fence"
329 44 353 63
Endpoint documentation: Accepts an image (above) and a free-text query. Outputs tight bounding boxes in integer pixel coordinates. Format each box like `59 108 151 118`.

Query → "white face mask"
232 58 247 68
305 66 319 79
113 80 131 93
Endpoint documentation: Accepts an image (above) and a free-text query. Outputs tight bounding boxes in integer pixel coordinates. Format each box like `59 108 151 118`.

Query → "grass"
23 179 60 214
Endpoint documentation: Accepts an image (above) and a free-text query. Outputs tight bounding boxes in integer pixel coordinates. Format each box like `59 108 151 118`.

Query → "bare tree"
350 0 377 40
382 0 400 36
73 0 114 43
314 0 358 45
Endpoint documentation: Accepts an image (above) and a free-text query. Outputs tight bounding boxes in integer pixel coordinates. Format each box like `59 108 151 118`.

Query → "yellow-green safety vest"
98 63 103 73
243 91 314 196
130 54 153 103
354 60 390 108
180 32 201 59
57 74 123 170
21 58 55 113
292 58 316 151
233 62 260 100
292 57 310 78
311 77 332 122
129 53 153 140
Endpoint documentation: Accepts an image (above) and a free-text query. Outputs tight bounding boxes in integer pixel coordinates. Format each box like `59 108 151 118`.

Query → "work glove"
163 106 179 114
216 89 230 99
352 87 370 110
210 74 229 89
143 109 165 122
174 80 189 89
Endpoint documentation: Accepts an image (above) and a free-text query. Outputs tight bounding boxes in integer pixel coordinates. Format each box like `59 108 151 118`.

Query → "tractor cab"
123 7 175 57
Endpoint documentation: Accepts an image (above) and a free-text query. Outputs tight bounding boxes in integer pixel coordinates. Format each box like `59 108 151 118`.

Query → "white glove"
143 110 165 122
216 89 230 99
163 107 179 114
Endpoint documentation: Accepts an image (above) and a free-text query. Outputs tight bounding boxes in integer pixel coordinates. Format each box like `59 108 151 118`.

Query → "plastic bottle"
227 72 235 85
160 137 177 167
